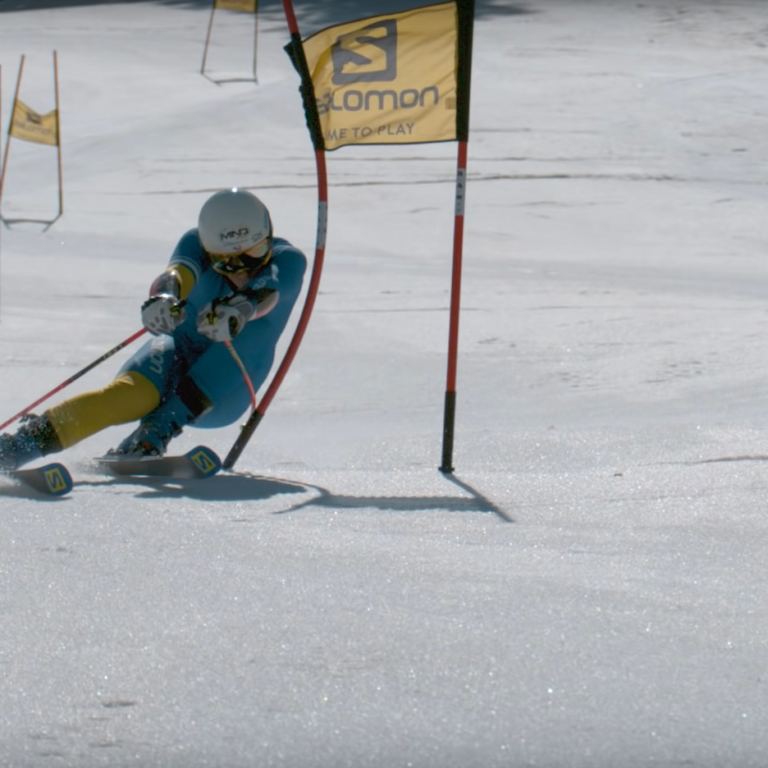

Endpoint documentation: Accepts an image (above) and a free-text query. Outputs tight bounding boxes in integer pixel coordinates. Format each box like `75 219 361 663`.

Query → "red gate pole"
223 0 328 470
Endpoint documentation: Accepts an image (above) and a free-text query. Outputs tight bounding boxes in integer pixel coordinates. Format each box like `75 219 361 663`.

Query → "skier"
0 187 307 471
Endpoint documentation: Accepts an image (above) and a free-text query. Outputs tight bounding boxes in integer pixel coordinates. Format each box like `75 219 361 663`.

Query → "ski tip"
40 463 73 496
12 462 73 496
43 463 73 496
184 446 222 478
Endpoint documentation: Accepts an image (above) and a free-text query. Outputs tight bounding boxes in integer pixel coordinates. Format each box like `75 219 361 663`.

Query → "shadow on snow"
68 469 513 520
0 0 534 24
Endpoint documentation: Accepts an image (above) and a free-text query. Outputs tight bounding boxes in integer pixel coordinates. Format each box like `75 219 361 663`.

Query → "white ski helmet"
198 188 273 273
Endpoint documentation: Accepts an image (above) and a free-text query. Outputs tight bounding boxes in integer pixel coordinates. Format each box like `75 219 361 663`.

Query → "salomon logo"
331 20 397 85
44 467 69 494
317 17 440 117
191 449 218 475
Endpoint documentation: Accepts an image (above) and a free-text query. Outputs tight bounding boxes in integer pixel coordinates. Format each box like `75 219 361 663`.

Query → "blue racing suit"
119 229 306 428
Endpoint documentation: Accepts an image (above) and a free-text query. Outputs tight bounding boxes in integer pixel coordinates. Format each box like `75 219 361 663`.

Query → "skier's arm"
141 265 195 335
246 285 279 319
196 270 280 342
241 263 280 319
149 264 196 301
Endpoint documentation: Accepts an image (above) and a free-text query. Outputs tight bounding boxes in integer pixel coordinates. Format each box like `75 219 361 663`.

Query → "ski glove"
196 294 256 343
142 295 187 335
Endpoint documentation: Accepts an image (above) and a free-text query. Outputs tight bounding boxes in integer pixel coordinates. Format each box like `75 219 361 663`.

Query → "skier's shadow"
83 470 512 521
0 482 69 501
84 471 306 502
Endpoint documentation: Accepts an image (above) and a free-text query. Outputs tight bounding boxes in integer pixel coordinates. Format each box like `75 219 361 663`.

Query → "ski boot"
111 414 183 458
109 379 210 457
0 414 62 471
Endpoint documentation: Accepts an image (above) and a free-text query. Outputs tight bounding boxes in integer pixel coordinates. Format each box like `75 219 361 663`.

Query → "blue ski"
10 462 73 496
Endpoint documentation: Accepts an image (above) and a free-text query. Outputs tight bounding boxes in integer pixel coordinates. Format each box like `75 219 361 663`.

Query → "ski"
96 445 221 480
9 462 74 496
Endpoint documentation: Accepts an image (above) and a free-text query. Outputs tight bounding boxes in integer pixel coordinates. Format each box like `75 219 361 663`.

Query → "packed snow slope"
1 1 767 766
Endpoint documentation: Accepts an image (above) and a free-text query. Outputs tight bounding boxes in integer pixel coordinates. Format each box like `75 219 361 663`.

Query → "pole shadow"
2 214 62 231
277 472 514 522
662 455 768 466
200 72 258 87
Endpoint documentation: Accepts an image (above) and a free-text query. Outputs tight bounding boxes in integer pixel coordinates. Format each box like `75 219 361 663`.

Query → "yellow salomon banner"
301 1 458 150
215 0 256 11
10 99 59 146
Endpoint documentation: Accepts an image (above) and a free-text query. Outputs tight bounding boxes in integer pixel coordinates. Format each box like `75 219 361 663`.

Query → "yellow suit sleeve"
173 264 196 300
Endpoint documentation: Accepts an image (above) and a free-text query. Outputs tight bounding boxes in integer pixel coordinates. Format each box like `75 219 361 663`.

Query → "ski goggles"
209 238 273 275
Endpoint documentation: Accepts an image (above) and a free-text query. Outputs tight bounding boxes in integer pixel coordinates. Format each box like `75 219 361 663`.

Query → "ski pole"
0 328 147 432
225 340 257 416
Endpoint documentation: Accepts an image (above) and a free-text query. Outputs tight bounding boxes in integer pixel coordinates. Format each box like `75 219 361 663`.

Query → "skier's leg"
0 371 160 471
110 333 208 456
0 333 189 469
47 372 161 446
110 376 211 456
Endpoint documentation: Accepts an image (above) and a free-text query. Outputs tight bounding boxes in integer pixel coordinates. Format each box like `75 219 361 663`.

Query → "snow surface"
1 0 768 765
